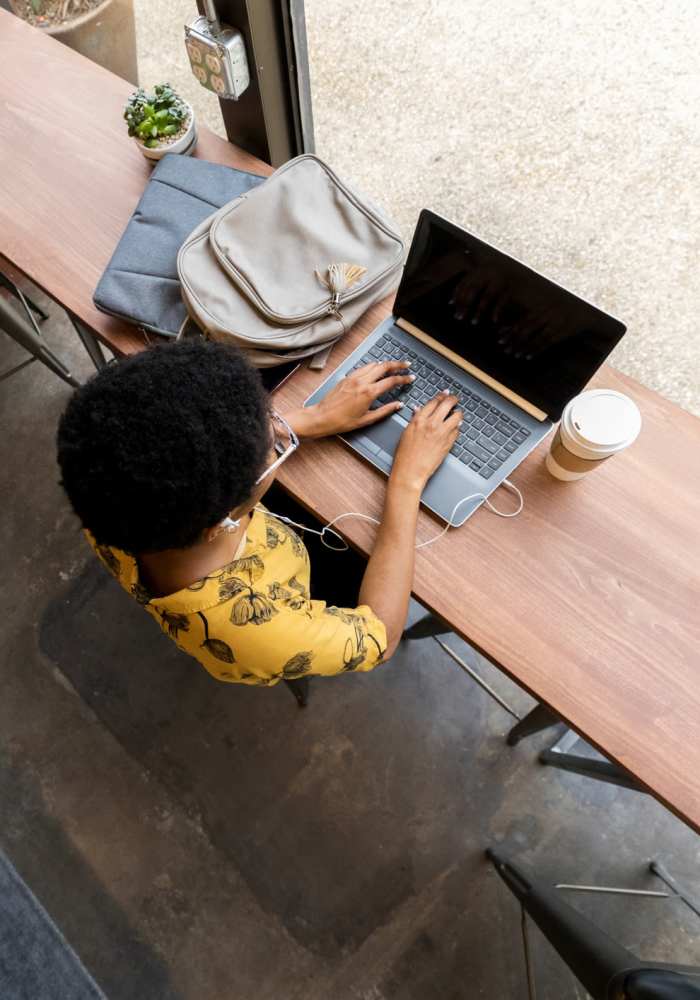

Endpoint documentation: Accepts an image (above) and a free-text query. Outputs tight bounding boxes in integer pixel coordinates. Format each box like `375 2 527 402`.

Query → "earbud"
221 516 241 532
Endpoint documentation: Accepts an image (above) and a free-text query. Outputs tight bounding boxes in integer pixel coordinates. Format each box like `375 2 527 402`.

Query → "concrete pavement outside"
133 0 699 415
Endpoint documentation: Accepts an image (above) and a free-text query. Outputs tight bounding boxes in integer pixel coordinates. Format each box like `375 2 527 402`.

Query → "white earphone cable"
256 478 523 553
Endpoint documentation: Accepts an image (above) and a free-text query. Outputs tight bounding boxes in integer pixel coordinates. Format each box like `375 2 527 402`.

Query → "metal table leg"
539 728 644 791
409 626 646 795
67 312 108 370
505 699 644 791
403 612 453 640
0 271 49 322
0 296 80 388
507 702 563 746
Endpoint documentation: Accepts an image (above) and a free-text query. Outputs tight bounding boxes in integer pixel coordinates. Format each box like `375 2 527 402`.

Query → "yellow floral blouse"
87 507 387 685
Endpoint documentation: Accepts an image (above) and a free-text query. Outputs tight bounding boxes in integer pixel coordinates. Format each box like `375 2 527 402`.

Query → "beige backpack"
177 154 404 368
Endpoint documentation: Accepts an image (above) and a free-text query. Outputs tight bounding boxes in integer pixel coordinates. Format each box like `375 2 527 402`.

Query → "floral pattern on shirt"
85 507 386 686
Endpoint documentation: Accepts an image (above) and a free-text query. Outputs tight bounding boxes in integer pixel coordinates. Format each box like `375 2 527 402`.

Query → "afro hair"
57 339 271 553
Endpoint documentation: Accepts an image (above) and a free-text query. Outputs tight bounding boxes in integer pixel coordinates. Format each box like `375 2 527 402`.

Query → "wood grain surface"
274 299 700 831
2 9 699 831
0 9 272 356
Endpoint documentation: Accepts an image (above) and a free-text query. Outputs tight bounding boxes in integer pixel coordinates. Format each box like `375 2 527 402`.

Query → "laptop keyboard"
348 331 530 480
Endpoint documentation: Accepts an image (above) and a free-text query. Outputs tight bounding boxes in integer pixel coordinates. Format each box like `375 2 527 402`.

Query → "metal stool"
487 848 700 999
0 275 80 388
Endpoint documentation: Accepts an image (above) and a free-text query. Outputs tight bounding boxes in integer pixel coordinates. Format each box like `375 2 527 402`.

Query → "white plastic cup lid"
561 389 642 458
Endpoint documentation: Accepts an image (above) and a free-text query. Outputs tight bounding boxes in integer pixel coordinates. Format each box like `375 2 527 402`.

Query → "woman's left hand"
284 360 415 439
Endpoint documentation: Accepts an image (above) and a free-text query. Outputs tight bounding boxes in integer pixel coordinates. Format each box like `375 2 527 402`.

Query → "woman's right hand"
389 391 462 494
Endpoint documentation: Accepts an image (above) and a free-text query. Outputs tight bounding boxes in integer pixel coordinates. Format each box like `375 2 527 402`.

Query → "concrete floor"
1 289 700 997
132 0 699 416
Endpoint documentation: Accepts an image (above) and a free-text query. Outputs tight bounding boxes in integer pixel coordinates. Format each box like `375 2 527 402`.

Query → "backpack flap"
178 212 335 366
177 154 404 365
209 155 404 328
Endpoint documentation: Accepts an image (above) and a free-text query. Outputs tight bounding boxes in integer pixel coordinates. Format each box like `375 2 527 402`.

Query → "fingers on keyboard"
354 334 532 467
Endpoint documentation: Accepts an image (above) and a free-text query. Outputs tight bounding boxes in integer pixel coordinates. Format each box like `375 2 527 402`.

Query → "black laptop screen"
394 211 626 420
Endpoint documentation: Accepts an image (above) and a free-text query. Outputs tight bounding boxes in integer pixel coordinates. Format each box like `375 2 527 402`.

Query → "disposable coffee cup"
546 389 642 481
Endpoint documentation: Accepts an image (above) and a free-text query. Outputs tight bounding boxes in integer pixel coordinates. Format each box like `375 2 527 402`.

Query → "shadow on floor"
37 558 700 997
39 561 511 959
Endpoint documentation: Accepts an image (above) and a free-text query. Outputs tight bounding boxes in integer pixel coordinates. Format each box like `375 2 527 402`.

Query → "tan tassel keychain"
315 262 368 313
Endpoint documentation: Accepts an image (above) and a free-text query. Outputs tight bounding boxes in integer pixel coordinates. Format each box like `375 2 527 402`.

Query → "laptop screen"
394 210 626 420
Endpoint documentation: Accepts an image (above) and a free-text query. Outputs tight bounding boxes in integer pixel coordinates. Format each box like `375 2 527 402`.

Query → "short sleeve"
226 601 387 684
274 601 388 678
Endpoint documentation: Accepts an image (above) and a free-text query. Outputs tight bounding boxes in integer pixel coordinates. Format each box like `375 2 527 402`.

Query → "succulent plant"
123 83 188 149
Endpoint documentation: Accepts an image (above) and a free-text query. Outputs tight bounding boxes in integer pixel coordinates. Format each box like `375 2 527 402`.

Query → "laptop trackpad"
368 416 404 455
350 416 405 465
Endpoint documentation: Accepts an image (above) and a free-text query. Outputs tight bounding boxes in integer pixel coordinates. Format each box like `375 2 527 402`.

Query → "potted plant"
9 0 138 84
124 83 197 161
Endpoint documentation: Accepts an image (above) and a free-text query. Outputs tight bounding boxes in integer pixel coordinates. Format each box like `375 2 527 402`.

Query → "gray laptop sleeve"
93 154 265 338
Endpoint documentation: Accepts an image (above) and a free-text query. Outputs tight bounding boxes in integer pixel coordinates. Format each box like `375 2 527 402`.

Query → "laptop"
305 209 626 525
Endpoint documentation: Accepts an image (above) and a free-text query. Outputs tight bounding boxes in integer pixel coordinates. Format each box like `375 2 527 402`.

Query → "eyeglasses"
255 410 299 485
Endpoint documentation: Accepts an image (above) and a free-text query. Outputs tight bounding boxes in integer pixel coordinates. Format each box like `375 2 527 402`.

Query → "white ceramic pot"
137 103 197 161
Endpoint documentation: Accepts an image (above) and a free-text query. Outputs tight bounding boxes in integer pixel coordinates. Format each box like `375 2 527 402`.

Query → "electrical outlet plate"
184 15 250 100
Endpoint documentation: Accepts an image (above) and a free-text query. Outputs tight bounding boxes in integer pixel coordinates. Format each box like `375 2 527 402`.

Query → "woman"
57 340 461 687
